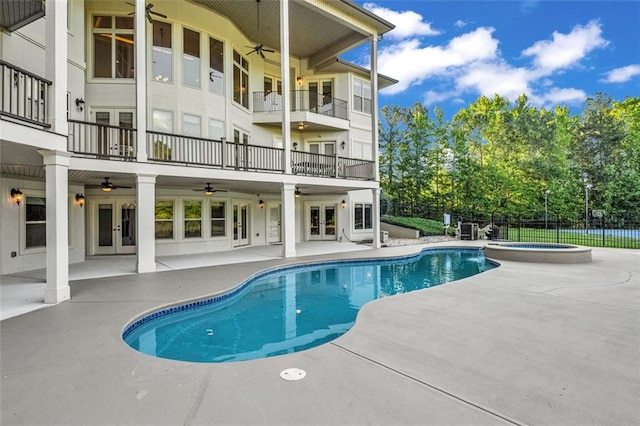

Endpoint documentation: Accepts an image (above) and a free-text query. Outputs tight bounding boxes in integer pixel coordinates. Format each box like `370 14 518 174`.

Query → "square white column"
135 0 148 162
45 0 68 135
281 183 296 258
371 188 381 249
39 150 71 304
136 174 156 272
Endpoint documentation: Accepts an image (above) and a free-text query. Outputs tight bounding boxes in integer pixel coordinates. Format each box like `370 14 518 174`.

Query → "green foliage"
379 93 639 224
381 215 456 236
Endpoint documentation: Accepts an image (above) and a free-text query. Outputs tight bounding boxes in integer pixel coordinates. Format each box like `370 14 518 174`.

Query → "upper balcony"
252 90 350 131
0 60 51 128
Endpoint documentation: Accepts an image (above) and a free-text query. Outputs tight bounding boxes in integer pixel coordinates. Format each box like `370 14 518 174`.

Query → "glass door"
267 203 281 243
233 202 249 247
308 204 337 241
93 109 135 157
95 200 136 254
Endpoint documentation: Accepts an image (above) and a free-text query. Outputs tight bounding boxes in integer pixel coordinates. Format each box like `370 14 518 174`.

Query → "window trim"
90 14 136 81
155 199 175 240
209 200 227 238
353 202 373 231
20 191 47 254
352 77 372 115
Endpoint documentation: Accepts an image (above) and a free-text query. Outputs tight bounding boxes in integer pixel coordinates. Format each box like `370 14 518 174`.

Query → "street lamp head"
582 172 588 183
586 184 593 190
545 189 551 194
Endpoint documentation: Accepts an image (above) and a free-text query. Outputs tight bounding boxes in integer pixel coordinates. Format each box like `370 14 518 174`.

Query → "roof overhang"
0 0 45 32
317 58 398 89
188 0 394 70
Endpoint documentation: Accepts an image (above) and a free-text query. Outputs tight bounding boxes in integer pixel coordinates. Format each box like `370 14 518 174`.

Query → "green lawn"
501 227 639 249
381 215 456 237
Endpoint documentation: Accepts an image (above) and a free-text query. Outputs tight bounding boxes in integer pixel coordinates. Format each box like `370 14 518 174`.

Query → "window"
184 200 202 238
233 50 249 108
92 16 135 79
152 21 172 82
353 78 371 114
210 201 226 237
209 37 224 94
208 119 224 140
354 203 373 230
183 28 200 88
26 196 46 248
155 200 174 239
152 109 173 133
352 140 372 160
182 114 201 137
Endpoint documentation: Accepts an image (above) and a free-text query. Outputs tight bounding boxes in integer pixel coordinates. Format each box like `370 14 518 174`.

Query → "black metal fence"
382 201 640 249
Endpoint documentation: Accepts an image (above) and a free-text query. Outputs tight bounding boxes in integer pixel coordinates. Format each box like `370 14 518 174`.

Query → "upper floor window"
93 16 135 79
152 21 172 82
183 28 201 88
183 114 201 137
209 37 224 95
353 78 371 114
233 50 249 109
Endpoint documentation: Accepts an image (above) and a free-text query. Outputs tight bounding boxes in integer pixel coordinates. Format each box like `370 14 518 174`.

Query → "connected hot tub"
484 242 592 263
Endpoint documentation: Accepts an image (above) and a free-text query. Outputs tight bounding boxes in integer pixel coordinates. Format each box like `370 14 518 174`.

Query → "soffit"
0 0 45 32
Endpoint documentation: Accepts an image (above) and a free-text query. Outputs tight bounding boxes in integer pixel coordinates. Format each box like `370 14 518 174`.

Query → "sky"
343 1 640 117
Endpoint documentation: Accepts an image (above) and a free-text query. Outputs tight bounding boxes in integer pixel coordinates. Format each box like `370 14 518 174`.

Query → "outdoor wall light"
341 199 346 208
340 141 346 150
296 76 303 86
293 142 298 150
75 193 85 208
75 98 85 111
295 189 301 198
10 188 23 206
258 199 265 209
298 122 304 131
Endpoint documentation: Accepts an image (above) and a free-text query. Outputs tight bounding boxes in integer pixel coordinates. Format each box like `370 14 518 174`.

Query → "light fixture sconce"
10 188 23 206
258 199 265 209
341 141 346 150
295 189 301 198
298 121 304 131
293 142 298 150
296 76 302 86
341 199 347 208
75 193 85 208
75 98 85 111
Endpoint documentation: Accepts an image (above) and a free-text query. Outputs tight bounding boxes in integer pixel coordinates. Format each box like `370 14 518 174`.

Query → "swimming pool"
484 242 592 263
123 248 497 363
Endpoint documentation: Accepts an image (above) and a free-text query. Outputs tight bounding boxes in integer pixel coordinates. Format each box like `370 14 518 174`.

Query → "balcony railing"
253 90 348 120
1 60 51 127
67 122 374 180
68 120 136 160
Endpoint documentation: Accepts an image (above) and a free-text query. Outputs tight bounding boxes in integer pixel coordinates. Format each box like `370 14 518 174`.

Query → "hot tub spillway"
484 242 592 263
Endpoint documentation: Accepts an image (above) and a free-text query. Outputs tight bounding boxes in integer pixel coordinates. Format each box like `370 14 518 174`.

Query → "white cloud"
454 19 469 28
455 62 533 101
602 64 640 83
535 87 586 106
522 20 608 73
378 27 499 94
363 2 441 40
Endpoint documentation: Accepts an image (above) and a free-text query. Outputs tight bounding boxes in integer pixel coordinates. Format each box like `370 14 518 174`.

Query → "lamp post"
585 183 593 234
544 189 551 229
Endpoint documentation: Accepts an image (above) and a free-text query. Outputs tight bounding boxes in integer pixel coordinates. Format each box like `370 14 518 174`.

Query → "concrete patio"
1 242 639 425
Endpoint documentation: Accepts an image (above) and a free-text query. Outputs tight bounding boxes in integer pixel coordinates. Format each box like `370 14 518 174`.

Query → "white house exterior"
0 0 396 303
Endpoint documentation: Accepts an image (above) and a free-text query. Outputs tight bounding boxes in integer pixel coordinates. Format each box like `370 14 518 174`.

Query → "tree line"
378 93 640 225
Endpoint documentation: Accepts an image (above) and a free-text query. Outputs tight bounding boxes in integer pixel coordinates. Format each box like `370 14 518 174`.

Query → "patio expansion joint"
329 341 525 426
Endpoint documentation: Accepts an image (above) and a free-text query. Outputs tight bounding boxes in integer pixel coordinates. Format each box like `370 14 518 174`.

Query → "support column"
281 182 296 258
370 35 381 250
136 174 156 272
280 0 292 174
45 0 68 134
39 150 71 303
135 0 148 162
372 188 381 249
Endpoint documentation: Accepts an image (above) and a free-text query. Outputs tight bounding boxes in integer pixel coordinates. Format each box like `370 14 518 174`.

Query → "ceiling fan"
193 183 227 196
246 0 274 59
98 177 132 192
126 2 167 24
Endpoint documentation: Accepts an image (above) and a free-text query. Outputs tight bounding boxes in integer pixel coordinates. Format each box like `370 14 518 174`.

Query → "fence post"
517 217 520 242
602 213 606 247
556 215 560 244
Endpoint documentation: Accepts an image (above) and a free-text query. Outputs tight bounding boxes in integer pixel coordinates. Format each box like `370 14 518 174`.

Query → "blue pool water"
123 248 497 363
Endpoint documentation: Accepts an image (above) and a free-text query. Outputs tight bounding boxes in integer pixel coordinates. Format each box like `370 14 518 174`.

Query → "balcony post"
221 137 227 168
370 34 380 182
38 150 71 303
281 182 296 258
136 174 156 273
135 0 148 162
45 0 68 134
280 0 292 174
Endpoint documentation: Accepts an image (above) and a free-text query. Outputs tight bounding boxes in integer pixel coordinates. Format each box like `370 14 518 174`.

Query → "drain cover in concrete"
280 368 306 381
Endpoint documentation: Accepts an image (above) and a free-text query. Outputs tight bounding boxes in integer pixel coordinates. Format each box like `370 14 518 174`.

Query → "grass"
381 215 456 237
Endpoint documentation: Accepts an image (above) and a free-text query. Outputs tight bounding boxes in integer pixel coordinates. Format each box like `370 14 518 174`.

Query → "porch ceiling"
189 0 393 68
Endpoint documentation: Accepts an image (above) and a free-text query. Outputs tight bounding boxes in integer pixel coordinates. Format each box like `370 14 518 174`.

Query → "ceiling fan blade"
146 14 153 24
126 1 135 6
263 48 275 53
246 50 256 55
259 50 265 59
149 10 167 18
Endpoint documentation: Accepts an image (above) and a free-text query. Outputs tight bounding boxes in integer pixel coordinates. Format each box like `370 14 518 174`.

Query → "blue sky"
344 1 640 116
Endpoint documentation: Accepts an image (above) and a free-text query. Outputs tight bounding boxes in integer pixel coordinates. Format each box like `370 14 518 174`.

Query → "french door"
308 204 337 241
233 202 249 247
267 203 281 243
94 200 136 254
92 109 135 157
308 80 333 113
